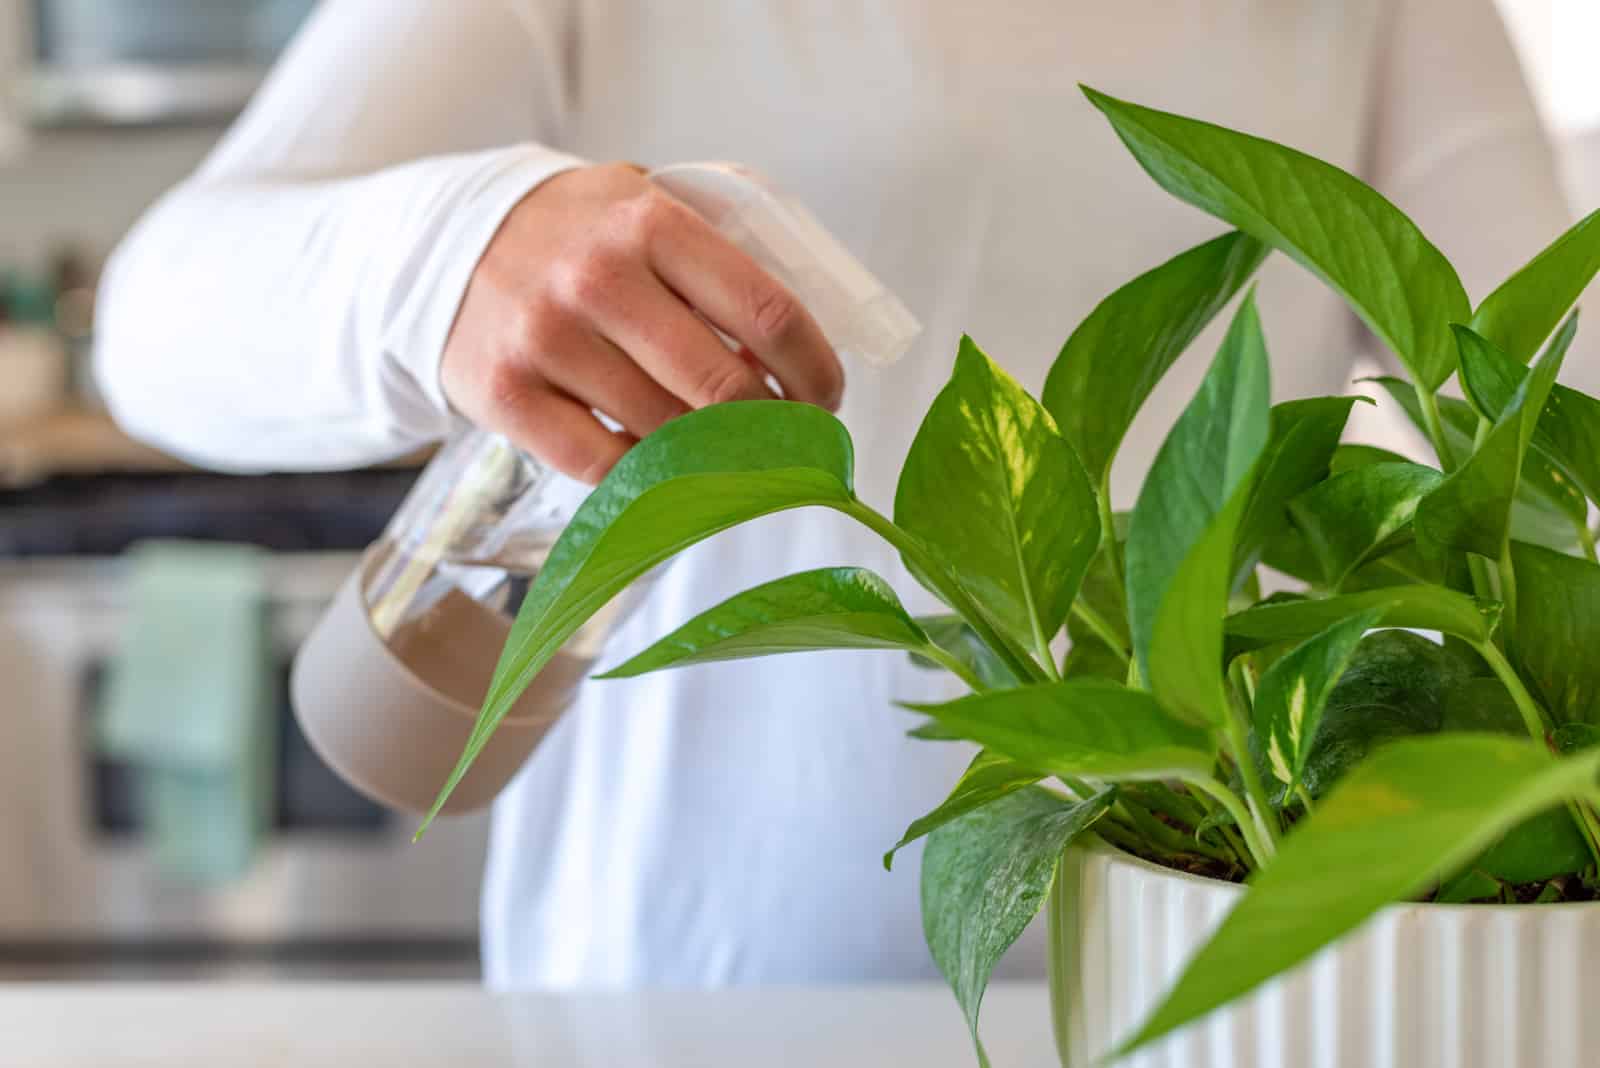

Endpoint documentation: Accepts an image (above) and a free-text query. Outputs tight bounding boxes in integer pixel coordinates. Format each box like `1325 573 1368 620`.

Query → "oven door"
0 552 489 976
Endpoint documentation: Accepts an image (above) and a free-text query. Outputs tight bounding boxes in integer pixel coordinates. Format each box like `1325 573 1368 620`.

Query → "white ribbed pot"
1048 839 1600 1068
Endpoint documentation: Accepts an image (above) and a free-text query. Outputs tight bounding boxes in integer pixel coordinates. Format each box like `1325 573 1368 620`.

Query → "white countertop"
0 982 1060 1067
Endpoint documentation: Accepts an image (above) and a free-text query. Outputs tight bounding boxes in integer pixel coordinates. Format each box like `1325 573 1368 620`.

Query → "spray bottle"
290 163 921 815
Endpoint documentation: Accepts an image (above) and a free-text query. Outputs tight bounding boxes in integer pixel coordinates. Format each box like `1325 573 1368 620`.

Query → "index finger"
645 202 844 410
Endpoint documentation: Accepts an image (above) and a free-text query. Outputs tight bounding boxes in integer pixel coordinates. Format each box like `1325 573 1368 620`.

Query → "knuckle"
689 359 763 407
749 284 802 347
551 247 623 310
482 358 538 414
499 302 565 374
617 190 683 246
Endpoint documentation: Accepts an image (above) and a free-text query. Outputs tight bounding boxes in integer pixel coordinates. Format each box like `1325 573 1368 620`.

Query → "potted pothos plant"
421 87 1600 1066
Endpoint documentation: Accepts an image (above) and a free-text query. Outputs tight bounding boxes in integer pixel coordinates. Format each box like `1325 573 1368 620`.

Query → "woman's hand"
441 162 843 483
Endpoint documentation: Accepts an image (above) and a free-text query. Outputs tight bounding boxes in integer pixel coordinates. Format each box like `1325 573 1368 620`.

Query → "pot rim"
1080 834 1600 916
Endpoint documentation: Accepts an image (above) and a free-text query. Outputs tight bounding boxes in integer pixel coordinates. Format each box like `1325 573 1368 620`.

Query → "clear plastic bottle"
291 163 921 815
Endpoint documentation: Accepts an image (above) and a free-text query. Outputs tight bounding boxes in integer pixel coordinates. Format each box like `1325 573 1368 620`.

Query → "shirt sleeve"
1362 0 1580 380
93 0 585 473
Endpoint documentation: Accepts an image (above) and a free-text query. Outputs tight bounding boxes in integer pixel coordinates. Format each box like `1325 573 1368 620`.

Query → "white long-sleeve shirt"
97 0 1574 988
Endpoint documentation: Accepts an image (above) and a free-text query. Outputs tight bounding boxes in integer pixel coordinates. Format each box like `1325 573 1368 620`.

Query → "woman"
95 0 1572 988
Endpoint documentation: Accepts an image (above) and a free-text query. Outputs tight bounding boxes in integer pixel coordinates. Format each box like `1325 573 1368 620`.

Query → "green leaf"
905 680 1218 783
884 750 1040 870
896 336 1099 659
1414 327 1570 560
1075 541 1131 645
1471 208 1600 365
1368 376 1586 549
1555 723 1600 755
1083 86 1469 389
922 787 1115 1068
1329 443 1413 474
1457 315 1600 509
1537 383 1600 507
1287 462 1443 588
1436 868 1503 904
1225 585 1500 652
1116 735 1600 1057
1253 606 1388 799
597 567 925 678
1126 292 1271 724
1296 630 1458 798
1061 635 1126 682
1042 230 1269 482
911 615 1024 690
424 401 856 829
1475 805 1591 885
1509 540 1600 724
1232 396 1363 587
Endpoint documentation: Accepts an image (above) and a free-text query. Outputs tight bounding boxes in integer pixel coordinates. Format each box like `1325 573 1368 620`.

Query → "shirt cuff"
386 143 588 421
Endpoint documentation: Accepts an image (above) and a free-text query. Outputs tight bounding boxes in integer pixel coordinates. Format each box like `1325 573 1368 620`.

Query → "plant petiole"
842 499 1049 685
1116 796 1233 865
1475 639 1550 741
1187 774 1273 869
1187 786 1253 869
1496 541 1519 640
1095 483 1126 596
1578 521 1599 565
1414 382 1457 472
1222 682 1283 846
1069 599 1130 665
1475 637 1600 873
918 642 988 694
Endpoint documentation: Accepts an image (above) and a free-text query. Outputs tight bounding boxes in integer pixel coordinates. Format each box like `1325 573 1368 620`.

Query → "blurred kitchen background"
0 0 1596 985
0 0 483 983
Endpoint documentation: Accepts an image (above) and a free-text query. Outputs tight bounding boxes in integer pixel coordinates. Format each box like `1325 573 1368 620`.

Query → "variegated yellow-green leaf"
896 337 1100 663
1252 606 1389 799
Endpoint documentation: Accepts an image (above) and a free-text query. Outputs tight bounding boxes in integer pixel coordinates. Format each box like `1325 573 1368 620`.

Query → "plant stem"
1223 676 1282 846
1294 784 1316 813
1474 638 1600 872
1415 383 1457 472
1568 801 1600 877
1467 555 1497 611
918 643 987 694
1579 521 1600 565
1189 775 1274 868
1035 628 1064 683
1092 814 1155 857
1188 785 1253 868
842 500 1049 685
1069 600 1130 665
1116 796 1233 864
1475 639 1548 740
1096 480 1126 595
1496 540 1519 640
1228 656 1257 708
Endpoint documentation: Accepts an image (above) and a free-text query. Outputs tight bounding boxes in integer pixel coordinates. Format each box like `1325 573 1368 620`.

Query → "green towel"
97 540 276 884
